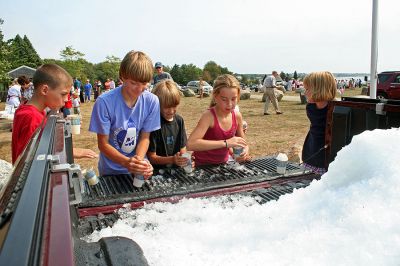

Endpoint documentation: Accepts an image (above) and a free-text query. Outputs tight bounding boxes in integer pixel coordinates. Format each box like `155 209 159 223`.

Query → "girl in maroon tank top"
187 74 250 166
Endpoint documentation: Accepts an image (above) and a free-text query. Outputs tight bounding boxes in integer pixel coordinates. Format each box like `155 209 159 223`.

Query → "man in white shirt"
263 71 283 115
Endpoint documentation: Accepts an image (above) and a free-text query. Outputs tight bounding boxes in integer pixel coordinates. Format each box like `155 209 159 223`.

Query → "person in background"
72 91 81 115
93 80 100 100
12 64 97 164
7 76 29 108
104 78 111 93
153 62 173 85
147 79 189 171
61 87 73 118
74 77 84 103
263 71 283 115
21 78 34 103
89 50 160 177
187 74 250 166
109 78 116 90
302 71 337 174
84 79 92 102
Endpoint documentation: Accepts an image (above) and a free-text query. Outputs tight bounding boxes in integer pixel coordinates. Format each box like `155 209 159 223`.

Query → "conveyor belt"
78 157 312 209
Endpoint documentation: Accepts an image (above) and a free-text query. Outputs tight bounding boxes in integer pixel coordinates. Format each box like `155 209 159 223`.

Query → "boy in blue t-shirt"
89 51 160 177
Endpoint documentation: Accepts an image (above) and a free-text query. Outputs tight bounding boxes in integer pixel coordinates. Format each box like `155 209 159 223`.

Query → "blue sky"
1 0 398 73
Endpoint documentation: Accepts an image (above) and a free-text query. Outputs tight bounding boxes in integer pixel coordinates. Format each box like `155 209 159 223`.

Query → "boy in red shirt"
12 64 97 164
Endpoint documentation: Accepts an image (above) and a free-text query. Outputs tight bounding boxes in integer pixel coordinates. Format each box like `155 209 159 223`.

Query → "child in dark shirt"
302 71 337 174
147 80 189 170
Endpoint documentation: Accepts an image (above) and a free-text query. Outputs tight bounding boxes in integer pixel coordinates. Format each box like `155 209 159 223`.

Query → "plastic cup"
68 114 81 135
133 174 145 188
181 153 192 173
276 153 288 174
233 146 244 160
84 169 99 186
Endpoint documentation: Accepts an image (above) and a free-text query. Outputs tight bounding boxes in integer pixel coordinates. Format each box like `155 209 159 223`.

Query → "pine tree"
0 18 11 80
293 70 298 80
8 34 30 69
23 35 42 68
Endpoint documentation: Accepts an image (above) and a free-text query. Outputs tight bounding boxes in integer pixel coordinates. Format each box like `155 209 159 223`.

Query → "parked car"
250 84 260 92
186 81 213 94
368 71 400 100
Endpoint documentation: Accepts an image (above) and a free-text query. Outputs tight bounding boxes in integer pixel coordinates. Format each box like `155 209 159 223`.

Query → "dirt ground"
0 88 362 171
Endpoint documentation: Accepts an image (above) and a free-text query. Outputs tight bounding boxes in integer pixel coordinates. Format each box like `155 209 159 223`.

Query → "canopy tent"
7 65 36 79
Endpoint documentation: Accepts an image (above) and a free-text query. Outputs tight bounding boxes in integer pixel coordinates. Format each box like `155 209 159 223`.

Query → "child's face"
161 105 178 121
304 85 314 103
214 87 238 113
122 78 148 98
45 85 70 109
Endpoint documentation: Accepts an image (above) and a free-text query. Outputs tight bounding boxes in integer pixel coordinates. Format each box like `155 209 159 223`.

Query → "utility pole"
369 0 379 99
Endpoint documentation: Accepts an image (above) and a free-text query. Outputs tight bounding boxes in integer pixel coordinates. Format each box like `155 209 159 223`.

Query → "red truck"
370 71 400 100
1 97 400 265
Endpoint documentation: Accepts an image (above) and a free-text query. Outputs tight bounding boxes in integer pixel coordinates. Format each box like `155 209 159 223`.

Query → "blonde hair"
210 74 241 107
303 71 337 102
152 79 181 108
119 50 153 83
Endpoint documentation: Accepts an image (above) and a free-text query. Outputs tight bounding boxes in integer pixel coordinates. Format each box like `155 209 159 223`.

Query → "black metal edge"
0 115 57 266
0 126 41 226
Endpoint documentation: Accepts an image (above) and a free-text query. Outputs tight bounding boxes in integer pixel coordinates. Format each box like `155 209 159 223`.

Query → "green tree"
7 34 30 69
60 45 86 78
203 61 220 82
170 64 183 84
180 64 202 85
203 61 232 83
23 35 42 67
6 34 42 70
241 75 248 84
94 55 121 82
280 71 286 80
293 70 298 80
0 18 11 81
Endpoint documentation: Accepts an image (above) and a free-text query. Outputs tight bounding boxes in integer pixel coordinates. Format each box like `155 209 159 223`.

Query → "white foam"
84 128 400 266
0 159 12 190
276 153 288 161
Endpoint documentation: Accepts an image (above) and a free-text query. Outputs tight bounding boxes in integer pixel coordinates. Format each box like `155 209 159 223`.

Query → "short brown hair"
17 75 30 86
119 50 153 83
210 74 241 107
152 80 181 108
33 64 72 89
303 71 337 102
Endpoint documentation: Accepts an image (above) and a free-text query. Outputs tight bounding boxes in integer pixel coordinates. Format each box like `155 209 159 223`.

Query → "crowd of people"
7 50 340 179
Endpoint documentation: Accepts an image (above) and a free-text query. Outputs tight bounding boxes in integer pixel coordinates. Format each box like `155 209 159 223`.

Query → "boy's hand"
73 148 98 159
174 152 188 167
124 156 153 178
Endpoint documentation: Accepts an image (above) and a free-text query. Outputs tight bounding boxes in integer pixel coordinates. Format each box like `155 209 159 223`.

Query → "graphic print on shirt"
113 119 137 155
166 135 174 146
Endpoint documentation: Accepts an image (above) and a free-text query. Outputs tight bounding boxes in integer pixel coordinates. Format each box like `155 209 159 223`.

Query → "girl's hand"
226 136 246 148
235 145 252 162
174 152 189 167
